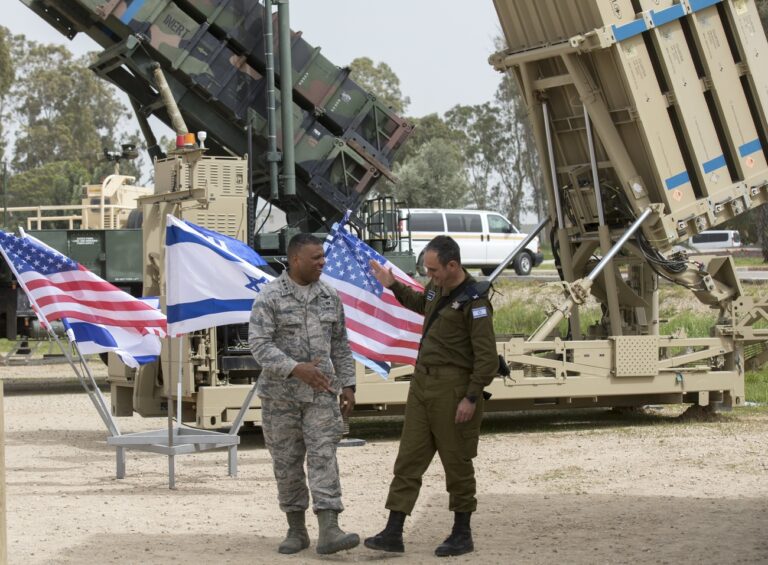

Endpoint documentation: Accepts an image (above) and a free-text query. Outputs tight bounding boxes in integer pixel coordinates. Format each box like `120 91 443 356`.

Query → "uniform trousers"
261 394 344 513
385 370 484 514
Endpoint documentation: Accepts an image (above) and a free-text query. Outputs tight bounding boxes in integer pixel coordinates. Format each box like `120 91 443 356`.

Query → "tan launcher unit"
111 0 768 428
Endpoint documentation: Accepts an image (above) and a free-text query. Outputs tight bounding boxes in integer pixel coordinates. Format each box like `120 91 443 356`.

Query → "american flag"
0 231 166 337
321 213 424 369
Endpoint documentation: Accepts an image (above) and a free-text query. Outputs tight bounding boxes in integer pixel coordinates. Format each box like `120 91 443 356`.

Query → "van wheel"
416 252 426 276
481 267 496 277
515 252 533 276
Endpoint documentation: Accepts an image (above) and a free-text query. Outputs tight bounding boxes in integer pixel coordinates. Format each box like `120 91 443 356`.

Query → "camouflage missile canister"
176 0 413 167
22 0 412 224
181 0 264 53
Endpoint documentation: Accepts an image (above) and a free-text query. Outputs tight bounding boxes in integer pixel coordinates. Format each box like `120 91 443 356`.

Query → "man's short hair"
425 235 461 266
287 233 324 258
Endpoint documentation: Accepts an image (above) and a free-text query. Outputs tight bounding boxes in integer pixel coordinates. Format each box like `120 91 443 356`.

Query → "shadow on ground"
46 493 768 564
345 406 732 442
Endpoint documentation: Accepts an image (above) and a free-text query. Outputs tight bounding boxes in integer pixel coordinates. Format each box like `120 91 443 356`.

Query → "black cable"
255 200 273 234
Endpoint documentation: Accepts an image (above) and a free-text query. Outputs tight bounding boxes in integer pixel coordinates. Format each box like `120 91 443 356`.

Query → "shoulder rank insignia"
451 300 461 310
426 289 436 301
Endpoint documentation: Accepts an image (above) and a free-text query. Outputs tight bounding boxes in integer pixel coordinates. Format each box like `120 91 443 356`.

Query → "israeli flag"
165 215 275 336
62 298 162 368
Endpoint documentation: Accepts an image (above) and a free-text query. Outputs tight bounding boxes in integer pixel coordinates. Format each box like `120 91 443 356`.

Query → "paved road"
483 268 768 283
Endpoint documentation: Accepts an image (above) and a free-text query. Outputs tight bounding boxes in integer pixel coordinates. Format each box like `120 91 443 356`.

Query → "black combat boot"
434 511 474 557
363 510 406 552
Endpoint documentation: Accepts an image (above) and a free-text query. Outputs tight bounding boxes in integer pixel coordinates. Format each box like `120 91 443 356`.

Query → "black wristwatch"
464 394 477 404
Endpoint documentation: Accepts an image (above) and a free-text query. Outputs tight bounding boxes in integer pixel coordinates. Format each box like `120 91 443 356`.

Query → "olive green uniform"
385 272 498 514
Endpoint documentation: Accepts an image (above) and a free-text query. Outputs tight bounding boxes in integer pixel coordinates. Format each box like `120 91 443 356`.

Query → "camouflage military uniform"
249 271 355 513
385 271 498 514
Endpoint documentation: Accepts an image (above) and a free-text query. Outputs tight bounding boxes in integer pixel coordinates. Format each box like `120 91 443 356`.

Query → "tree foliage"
8 161 89 208
10 40 131 174
0 27 14 164
443 70 542 226
0 34 143 214
349 56 410 115
396 113 456 163
390 138 470 209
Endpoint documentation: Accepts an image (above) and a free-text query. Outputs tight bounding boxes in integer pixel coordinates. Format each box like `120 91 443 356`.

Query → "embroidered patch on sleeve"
472 306 488 319
426 290 436 301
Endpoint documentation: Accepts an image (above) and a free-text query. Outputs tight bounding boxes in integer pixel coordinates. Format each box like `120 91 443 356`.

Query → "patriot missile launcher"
21 0 413 235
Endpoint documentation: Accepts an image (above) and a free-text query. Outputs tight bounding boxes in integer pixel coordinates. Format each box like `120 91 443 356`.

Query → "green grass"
746 368 768 404
659 311 716 338
493 290 719 338
732 255 768 267
0 339 12 354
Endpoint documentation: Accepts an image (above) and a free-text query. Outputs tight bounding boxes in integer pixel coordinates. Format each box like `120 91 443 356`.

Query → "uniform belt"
414 363 468 377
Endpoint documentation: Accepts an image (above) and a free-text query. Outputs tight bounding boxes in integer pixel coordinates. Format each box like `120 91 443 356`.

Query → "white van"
688 230 741 252
399 208 544 276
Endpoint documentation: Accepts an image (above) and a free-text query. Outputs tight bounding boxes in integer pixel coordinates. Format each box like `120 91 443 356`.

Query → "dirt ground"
2 365 768 565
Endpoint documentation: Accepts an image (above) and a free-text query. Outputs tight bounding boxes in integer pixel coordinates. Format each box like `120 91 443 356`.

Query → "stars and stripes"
322 212 424 372
0 231 167 337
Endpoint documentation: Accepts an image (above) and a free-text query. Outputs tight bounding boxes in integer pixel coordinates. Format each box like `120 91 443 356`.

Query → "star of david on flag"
165 215 275 336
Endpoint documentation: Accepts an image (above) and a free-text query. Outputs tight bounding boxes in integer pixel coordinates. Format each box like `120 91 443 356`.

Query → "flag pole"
177 339 183 428
167 333 175 489
0 238 120 436
166 212 178 489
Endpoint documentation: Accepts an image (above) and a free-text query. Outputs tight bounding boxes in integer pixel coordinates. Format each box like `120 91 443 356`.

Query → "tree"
0 26 13 164
388 138 470 208
349 56 410 115
443 71 542 226
490 71 543 226
758 0 768 26
444 103 497 210
8 161 89 208
751 1 768 258
10 40 131 175
1 35 144 210
397 113 456 163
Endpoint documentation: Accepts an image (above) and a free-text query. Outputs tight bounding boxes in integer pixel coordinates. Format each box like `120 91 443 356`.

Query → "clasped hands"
291 359 355 416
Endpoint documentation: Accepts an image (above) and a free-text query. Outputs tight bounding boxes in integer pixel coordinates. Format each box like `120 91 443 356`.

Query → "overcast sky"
4 0 505 118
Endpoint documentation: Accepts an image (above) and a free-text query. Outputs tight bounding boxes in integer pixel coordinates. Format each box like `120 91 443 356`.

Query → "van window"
488 214 514 234
446 213 482 232
692 232 728 243
409 213 444 232
733 232 741 244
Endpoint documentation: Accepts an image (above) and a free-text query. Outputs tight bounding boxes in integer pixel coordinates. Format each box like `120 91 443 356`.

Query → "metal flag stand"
105 336 259 489
45 326 258 489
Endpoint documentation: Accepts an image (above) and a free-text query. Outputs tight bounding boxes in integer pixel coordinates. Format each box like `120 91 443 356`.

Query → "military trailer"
489 0 768 411
0 174 149 340
14 0 768 428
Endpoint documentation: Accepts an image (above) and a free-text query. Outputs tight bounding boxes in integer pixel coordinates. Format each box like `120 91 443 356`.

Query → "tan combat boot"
315 509 360 554
278 511 310 554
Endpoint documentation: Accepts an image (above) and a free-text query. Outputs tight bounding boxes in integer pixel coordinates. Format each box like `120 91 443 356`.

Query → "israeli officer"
365 235 498 557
